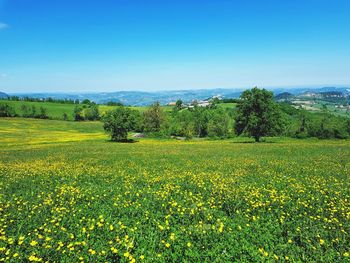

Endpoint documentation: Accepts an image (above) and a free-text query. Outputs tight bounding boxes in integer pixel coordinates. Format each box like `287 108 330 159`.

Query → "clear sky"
0 0 350 93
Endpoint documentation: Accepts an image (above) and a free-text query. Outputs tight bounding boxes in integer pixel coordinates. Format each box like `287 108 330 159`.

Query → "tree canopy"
102 107 138 142
234 87 285 142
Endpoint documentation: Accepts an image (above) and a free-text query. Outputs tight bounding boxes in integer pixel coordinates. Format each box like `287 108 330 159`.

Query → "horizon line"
4 84 350 95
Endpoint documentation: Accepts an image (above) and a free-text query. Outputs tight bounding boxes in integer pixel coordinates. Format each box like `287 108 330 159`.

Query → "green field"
313 101 350 118
0 118 350 262
0 100 78 120
0 100 178 121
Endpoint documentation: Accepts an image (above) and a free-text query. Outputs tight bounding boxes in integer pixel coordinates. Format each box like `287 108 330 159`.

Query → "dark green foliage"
82 99 92 105
174 99 183 111
73 106 84 121
234 87 285 142
168 110 195 139
106 101 124 106
72 104 99 121
346 119 350 134
38 106 49 119
83 104 100 121
307 116 349 139
103 107 138 141
166 106 234 139
143 102 165 133
221 98 240 103
18 104 48 119
208 109 230 138
0 103 16 117
192 107 210 137
20 104 30 117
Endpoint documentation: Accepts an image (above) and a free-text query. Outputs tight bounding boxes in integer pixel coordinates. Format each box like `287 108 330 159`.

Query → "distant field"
0 118 349 262
313 101 350 117
0 100 179 120
0 118 104 148
217 102 236 110
0 100 77 120
99 105 175 114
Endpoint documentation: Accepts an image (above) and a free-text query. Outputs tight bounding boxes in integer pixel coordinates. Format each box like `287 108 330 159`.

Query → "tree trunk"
254 136 260 142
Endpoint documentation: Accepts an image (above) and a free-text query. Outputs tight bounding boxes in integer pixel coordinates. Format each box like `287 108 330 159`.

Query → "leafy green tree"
84 104 100 120
234 87 285 142
20 104 30 117
106 101 124 106
31 105 37 117
169 110 192 137
294 111 309 138
38 107 48 119
346 119 350 134
0 104 16 117
192 107 210 137
73 106 84 121
103 107 137 142
143 102 165 133
82 99 91 105
208 109 230 138
307 116 348 139
175 99 183 111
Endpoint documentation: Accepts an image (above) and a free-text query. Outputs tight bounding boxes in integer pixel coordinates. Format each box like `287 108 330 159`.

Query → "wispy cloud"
0 22 9 30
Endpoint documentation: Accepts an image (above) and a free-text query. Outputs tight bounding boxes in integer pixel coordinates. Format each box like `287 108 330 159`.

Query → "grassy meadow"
0 101 78 121
0 100 176 121
0 118 350 262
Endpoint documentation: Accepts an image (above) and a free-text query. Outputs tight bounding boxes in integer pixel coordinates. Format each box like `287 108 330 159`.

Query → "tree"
208 109 230 138
234 87 285 142
21 104 30 117
31 105 37 117
143 102 165 133
346 119 350 134
192 107 210 137
38 107 48 119
73 106 84 121
84 104 100 120
175 99 183 111
82 99 91 105
62 112 68 121
169 109 194 138
0 104 16 117
103 107 137 142
106 101 124 106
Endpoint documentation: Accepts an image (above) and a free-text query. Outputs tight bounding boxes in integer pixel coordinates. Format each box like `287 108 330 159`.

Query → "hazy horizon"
3 84 350 96
1 0 350 93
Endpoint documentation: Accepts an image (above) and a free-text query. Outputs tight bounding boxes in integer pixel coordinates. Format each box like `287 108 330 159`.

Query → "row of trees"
1 87 349 141
103 88 350 142
103 88 286 142
103 103 236 141
0 104 49 119
73 103 100 121
2 96 101 105
3 96 81 104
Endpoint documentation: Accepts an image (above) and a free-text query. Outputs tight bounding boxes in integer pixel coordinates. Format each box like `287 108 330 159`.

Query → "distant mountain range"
3 87 350 106
275 87 350 102
0 91 9 98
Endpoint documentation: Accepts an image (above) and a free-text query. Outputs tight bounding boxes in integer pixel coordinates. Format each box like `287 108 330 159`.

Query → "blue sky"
0 0 350 93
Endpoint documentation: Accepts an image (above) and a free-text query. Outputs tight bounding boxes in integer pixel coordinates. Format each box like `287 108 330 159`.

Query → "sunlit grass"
0 118 349 262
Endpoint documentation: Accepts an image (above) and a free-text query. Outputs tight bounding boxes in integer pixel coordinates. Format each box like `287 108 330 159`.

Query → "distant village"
167 95 223 109
275 91 350 113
